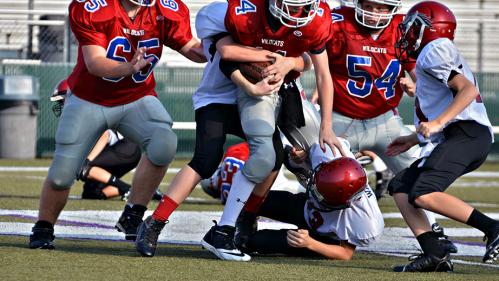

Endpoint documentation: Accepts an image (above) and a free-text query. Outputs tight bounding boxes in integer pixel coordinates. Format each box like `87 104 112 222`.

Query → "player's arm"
263 53 312 82
179 38 207 63
400 69 417 97
216 36 273 62
311 51 346 156
82 45 152 78
287 229 356 260
87 130 111 161
230 69 282 97
417 73 479 138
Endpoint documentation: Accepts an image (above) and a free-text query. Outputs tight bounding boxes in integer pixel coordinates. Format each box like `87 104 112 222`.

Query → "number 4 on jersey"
236 0 257 15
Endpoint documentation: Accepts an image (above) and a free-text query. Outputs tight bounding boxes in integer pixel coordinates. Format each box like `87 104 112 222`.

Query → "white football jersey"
414 38 494 148
303 142 385 247
192 2 239 110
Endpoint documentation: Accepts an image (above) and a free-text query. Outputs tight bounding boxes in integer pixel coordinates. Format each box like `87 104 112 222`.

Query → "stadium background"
0 0 498 158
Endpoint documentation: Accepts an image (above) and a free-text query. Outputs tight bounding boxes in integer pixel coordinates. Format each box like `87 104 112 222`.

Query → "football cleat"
201 221 251 262
234 210 258 252
432 223 458 254
152 188 163 201
393 253 453 272
135 216 167 257
483 230 499 263
28 226 55 249
115 209 143 241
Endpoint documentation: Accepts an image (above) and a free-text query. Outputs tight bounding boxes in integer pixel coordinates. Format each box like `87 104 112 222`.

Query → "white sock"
372 157 388 172
424 210 437 225
219 171 255 227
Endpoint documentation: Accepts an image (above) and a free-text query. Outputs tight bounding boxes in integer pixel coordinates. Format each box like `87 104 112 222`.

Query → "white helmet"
269 0 319 28
340 0 355 8
354 0 401 29
128 0 156 7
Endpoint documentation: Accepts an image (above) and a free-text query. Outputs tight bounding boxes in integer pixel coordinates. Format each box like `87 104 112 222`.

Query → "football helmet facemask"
50 79 69 117
128 0 156 7
269 0 319 28
308 157 367 211
395 1 456 59
354 0 401 29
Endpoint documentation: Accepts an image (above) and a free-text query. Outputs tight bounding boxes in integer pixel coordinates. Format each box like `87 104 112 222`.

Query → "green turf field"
0 159 498 280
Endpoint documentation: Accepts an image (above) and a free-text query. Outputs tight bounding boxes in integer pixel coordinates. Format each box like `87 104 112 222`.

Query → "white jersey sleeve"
418 38 462 85
107 130 121 146
192 1 239 110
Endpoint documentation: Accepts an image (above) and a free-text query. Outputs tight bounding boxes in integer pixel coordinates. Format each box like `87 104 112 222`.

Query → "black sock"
130 204 147 216
417 231 446 258
107 175 131 196
466 209 499 237
34 220 53 230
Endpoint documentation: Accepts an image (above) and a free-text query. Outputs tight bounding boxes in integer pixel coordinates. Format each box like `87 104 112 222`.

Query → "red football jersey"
327 7 415 119
225 0 332 81
67 0 193 106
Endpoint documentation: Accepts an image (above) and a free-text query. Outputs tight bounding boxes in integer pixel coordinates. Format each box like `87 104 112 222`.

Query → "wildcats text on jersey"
261 38 284 47
363 45 387 54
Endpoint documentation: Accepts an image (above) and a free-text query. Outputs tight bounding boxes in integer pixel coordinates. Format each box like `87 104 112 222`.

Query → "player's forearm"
179 38 207 63
216 36 272 62
316 75 333 127
288 53 312 72
436 86 478 126
306 238 355 260
87 131 110 161
85 56 136 78
230 70 255 94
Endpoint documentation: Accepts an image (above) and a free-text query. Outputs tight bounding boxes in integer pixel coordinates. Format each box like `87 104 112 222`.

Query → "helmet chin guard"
269 0 319 28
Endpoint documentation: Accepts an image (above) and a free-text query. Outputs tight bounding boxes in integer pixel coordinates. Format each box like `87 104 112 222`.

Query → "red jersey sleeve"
161 0 193 51
68 1 108 48
309 3 332 54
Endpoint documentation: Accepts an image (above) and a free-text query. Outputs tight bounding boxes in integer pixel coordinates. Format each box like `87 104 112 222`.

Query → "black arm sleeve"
219 59 240 80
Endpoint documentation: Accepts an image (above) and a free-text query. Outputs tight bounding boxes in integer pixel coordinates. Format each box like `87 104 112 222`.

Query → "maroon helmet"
308 157 367 211
395 1 456 59
50 79 69 117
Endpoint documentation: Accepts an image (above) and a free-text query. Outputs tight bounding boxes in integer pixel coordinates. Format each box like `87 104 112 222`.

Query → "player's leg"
136 104 242 257
30 94 107 249
114 96 176 241
202 93 279 261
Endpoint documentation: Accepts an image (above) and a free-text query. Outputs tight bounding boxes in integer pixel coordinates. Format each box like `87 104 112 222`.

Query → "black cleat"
234 210 257 252
393 254 453 272
29 227 55 249
115 209 143 241
135 216 167 257
483 230 499 263
432 223 458 254
201 221 250 261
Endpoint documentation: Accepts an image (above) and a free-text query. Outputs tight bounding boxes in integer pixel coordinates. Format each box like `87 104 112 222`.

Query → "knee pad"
47 156 82 189
242 137 275 183
145 128 177 166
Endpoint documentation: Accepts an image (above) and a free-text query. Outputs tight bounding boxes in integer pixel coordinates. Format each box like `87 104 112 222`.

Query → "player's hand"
287 229 312 248
417 120 443 138
248 75 283 97
290 147 308 163
319 126 346 156
262 53 294 83
386 135 418 156
130 47 154 74
399 76 416 97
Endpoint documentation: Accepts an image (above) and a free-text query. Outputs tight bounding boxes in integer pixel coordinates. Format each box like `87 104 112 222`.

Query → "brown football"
239 61 272 84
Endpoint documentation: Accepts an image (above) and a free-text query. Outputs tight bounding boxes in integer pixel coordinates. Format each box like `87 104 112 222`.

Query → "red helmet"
50 79 69 117
308 157 367 211
395 1 456 59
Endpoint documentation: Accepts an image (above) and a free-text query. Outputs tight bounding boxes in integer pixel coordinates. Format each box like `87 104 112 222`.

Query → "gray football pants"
238 90 281 183
332 110 417 174
48 94 176 189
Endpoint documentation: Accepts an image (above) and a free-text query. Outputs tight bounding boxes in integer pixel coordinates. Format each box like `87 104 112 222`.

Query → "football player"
28 0 206 249
200 0 345 262
134 1 309 258
246 142 384 260
388 1 498 271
